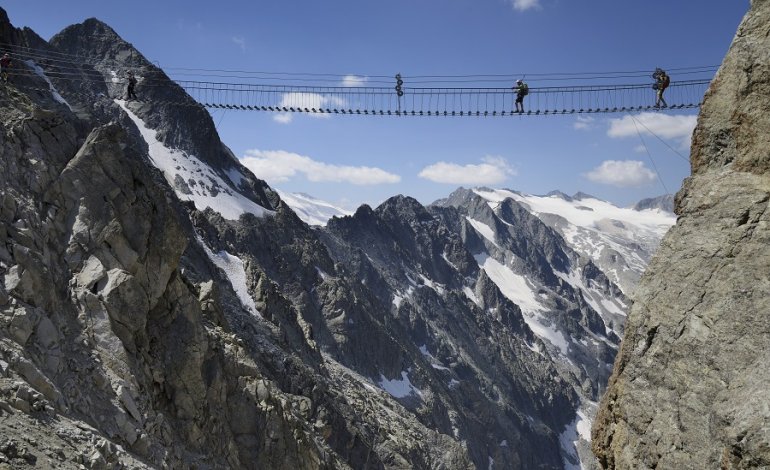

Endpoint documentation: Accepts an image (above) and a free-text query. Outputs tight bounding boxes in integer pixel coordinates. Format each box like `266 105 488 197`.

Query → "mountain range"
0 8 678 469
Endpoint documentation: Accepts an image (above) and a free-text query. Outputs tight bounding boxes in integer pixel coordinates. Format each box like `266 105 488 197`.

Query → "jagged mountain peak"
545 190 573 201
572 191 600 201
632 193 674 213
0 11 682 469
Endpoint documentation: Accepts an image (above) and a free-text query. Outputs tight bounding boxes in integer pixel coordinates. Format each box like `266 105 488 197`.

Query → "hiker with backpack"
513 79 528 113
126 71 138 100
0 53 11 83
652 68 670 108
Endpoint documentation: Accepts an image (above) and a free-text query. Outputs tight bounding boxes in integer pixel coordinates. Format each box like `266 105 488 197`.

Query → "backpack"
519 83 529 96
660 74 670 89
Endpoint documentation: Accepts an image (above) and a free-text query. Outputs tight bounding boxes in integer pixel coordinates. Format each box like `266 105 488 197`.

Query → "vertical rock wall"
592 1 770 468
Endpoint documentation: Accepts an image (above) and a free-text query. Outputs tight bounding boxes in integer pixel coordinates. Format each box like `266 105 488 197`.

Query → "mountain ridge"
0 8 676 469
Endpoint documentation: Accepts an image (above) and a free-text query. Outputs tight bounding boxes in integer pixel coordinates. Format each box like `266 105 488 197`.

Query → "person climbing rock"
126 71 138 100
0 53 11 83
653 68 669 108
513 79 528 113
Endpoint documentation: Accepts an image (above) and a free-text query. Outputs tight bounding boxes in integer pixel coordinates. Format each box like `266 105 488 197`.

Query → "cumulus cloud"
341 75 368 87
418 156 517 185
273 113 293 124
231 36 246 52
583 160 657 187
573 116 595 131
271 92 347 122
510 0 542 11
607 112 697 149
240 149 401 185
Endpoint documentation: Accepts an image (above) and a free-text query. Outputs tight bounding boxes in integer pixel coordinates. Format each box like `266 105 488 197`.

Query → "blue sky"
4 1 748 209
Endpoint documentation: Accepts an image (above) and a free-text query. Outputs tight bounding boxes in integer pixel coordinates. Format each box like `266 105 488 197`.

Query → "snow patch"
378 370 422 399
559 407 593 470
441 251 458 270
476 253 570 355
278 191 352 226
25 60 72 110
116 100 273 221
466 217 499 247
474 253 544 314
315 266 330 281
197 236 259 316
463 286 482 307
226 167 245 188
418 274 445 295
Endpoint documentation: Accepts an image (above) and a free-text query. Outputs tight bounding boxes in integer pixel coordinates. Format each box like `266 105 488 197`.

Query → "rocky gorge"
1 2 759 469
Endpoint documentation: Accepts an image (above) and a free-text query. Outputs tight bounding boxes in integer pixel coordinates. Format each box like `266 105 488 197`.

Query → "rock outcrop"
592 1 770 468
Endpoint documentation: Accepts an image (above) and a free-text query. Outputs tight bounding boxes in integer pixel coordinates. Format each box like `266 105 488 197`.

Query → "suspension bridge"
175 79 708 116
1 42 713 117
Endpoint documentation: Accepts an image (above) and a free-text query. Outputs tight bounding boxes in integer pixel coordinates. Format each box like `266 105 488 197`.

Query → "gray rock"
8 306 38 345
593 2 770 468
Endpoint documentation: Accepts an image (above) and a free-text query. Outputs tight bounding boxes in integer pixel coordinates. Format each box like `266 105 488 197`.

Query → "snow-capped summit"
473 188 676 294
277 191 352 226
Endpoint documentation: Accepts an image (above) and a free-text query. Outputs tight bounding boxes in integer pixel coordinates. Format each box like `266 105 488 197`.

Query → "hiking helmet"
516 79 523 84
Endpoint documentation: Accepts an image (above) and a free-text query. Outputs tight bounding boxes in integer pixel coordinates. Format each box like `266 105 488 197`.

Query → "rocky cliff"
592 1 770 468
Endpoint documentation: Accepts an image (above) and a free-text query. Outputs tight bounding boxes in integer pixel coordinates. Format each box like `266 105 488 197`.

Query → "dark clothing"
126 75 137 100
655 73 669 107
0 56 10 82
513 82 528 111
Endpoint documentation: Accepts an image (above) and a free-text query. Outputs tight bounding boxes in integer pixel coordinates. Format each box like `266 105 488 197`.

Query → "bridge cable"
630 113 670 194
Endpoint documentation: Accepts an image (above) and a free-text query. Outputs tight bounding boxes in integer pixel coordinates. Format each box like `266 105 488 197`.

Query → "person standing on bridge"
0 53 11 83
513 79 528 113
126 71 138 100
653 68 669 108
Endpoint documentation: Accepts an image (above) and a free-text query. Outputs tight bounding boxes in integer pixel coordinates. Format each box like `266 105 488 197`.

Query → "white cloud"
418 156 517 185
607 112 697 149
273 92 347 121
341 75 368 87
241 149 401 185
573 116 595 131
231 36 246 52
510 0 542 11
583 160 657 187
273 113 293 124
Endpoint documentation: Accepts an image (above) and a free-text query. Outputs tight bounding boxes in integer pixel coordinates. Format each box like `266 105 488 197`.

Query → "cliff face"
592 1 770 469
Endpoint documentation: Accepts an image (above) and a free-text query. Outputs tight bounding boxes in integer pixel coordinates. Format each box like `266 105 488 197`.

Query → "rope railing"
0 40 710 117
178 80 708 116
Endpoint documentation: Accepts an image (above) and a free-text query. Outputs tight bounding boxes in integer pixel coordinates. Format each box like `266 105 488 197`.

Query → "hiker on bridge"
126 71 138 100
513 79 529 113
1 53 11 83
653 68 669 108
